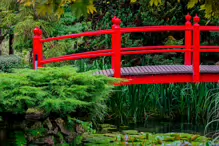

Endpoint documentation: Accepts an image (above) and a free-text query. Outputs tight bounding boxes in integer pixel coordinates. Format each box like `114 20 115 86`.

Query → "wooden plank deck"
95 65 219 77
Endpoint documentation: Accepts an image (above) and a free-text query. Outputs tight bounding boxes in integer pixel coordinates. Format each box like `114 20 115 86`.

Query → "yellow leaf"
24 1 32 7
187 0 199 9
200 4 205 10
130 0 137 4
149 0 162 6
178 0 180 3
56 7 65 19
154 0 158 6
87 4 97 14
17 0 26 3
168 36 176 41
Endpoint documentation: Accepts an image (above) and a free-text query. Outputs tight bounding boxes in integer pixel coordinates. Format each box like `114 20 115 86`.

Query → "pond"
127 121 207 135
0 120 216 145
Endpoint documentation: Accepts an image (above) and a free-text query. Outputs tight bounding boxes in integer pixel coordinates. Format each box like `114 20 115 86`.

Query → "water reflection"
127 121 207 135
0 129 10 146
0 121 215 144
0 122 15 146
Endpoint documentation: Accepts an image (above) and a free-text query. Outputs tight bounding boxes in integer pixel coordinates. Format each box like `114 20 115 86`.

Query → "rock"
31 121 42 129
32 136 54 146
48 127 58 135
66 132 77 143
44 136 54 146
76 124 85 134
43 118 53 130
55 118 71 136
25 108 46 121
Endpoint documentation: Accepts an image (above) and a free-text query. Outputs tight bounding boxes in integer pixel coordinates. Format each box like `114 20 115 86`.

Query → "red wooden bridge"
33 14 219 86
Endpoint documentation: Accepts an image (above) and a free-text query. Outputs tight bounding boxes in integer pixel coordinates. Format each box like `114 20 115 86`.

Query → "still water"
128 121 207 135
0 121 213 145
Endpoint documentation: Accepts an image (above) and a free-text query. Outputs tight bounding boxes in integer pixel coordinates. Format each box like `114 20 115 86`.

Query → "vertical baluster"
185 13 192 65
112 16 122 78
33 27 43 70
193 15 201 82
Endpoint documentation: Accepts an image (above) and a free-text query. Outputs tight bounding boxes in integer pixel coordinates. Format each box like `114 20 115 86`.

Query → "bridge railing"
33 14 219 82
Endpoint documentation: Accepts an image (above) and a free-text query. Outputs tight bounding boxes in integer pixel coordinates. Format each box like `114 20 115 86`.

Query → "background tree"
149 0 219 19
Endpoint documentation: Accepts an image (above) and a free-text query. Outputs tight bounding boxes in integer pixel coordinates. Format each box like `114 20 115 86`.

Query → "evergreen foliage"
0 66 120 121
0 55 22 72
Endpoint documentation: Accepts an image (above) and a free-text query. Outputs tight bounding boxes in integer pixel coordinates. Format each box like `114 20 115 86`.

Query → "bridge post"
185 14 192 65
33 27 43 70
193 15 201 83
112 16 122 78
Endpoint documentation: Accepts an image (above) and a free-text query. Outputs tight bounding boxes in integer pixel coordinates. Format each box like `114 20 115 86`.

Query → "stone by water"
0 121 217 145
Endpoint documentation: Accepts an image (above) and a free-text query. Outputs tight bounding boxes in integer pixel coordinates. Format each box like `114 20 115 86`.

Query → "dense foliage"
0 0 219 131
149 0 219 19
0 55 22 72
0 66 119 121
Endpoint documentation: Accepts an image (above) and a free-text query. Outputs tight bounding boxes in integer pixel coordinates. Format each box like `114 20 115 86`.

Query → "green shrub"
0 66 119 121
0 55 22 72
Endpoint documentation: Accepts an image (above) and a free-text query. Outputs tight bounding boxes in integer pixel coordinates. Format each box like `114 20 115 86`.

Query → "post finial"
186 13 192 21
34 27 43 36
112 16 121 26
194 14 200 24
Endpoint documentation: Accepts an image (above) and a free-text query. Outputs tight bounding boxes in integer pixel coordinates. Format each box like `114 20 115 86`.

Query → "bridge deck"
95 65 219 77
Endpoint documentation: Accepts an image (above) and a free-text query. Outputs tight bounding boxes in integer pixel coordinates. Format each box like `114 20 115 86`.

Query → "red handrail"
41 30 114 43
122 46 185 51
121 26 191 33
33 14 219 83
200 26 219 31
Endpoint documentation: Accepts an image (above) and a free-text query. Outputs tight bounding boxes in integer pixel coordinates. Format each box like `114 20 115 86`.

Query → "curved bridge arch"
33 14 219 86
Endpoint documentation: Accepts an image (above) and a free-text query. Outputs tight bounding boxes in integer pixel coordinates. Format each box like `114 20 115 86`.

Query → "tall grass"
204 89 219 139
71 57 218 125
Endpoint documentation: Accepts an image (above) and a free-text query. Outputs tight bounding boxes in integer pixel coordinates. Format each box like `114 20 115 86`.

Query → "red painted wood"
41 52 112 65
121 26 191 33
200 74 219 83
32 14 219 85
33 27 43 69
200 49 219 52
116 75 193 86
121 49 191 55
41 30 114 43
112 16 122 78
193 15 201 83
122 46 185 51
185 14 192 65
200 26 219 31
115 74 219 86
200 46 219 49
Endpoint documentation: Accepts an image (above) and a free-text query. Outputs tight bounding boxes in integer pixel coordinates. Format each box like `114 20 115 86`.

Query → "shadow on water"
127 121 207 135
0 122 22 146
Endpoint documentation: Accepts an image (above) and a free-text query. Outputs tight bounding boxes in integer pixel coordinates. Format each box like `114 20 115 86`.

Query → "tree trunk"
9 32 14 55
